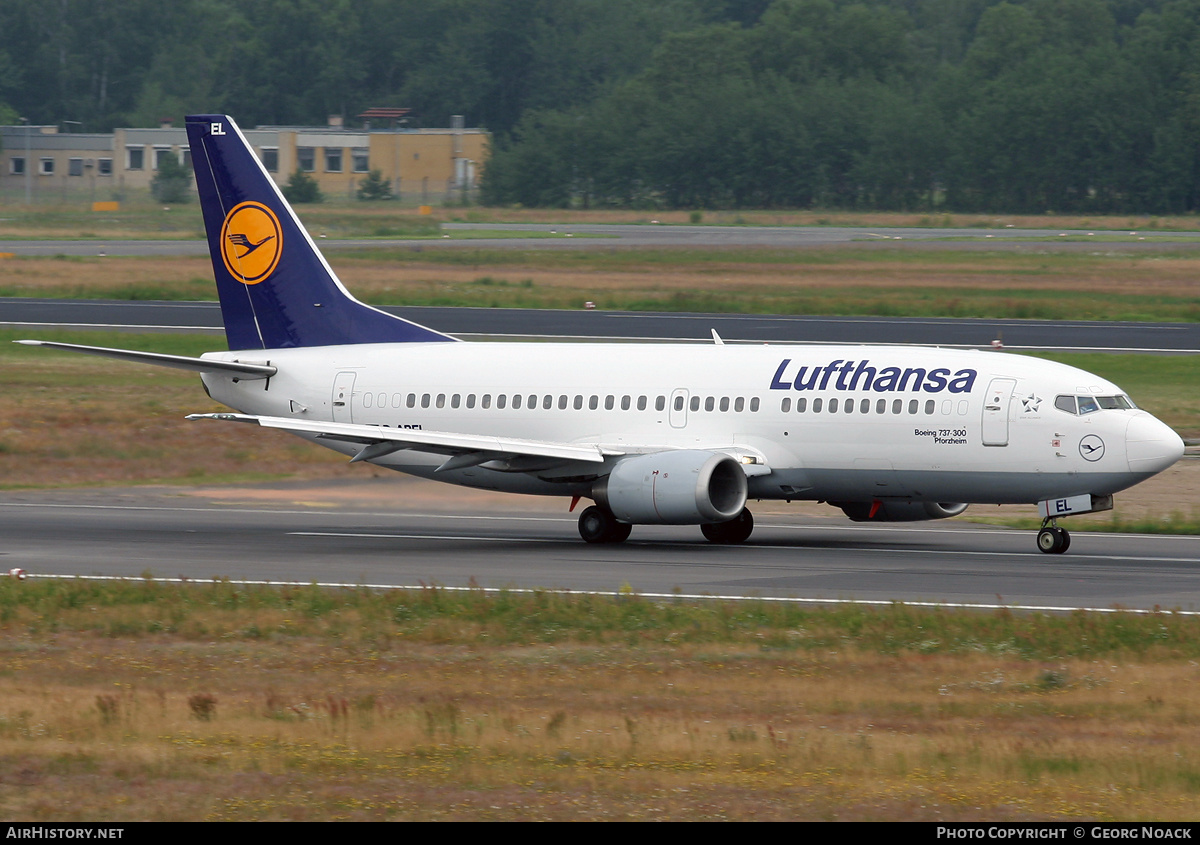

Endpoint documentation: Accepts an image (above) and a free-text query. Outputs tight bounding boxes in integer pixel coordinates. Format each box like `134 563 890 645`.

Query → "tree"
282 169 323 203
150 152 192 203
356 169 393 200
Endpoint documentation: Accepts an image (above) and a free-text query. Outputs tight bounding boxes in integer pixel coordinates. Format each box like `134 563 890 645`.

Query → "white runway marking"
20 572 1200 617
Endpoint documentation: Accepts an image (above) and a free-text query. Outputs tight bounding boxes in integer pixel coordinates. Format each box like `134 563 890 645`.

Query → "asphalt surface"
3 223 1197 610
4 482 1199 612
6 221 1200 254
3 298 1199 353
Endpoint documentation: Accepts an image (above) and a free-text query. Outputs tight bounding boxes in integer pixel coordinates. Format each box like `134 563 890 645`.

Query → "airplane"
17 114 1186 554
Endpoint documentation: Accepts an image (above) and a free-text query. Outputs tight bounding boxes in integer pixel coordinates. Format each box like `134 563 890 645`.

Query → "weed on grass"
4 579 1200 820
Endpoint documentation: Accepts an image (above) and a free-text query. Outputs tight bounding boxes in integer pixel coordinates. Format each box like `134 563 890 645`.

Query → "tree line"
1 0 1199 213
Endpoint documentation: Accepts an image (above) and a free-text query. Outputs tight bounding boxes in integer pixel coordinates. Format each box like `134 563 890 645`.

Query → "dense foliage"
2 0 1200 212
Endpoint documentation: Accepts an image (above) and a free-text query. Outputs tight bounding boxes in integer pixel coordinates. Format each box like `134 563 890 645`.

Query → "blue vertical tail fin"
185 114 455 350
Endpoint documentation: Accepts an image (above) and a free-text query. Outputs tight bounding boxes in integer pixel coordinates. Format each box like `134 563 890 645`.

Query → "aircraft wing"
186 412 622 471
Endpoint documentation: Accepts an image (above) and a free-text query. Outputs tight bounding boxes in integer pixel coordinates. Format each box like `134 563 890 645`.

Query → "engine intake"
836 501 969 522
595 450 747 524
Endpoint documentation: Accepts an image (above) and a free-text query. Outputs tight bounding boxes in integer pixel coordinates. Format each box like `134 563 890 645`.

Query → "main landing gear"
1036 518 1071 554
575 505 756 545
701 507 754 544
578 505 632 544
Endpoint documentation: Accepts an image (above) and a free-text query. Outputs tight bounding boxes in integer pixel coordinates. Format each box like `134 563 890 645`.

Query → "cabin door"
981 377 1016 446
332 371 357 423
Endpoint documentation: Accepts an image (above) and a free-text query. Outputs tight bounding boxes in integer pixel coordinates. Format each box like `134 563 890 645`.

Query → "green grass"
4 577 1199 657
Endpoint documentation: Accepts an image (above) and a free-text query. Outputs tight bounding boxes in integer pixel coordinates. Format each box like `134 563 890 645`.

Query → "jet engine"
594 450 747 524
836 501 969 522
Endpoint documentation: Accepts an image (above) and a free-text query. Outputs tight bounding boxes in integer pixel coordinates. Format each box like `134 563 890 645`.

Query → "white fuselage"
201 341 1183 506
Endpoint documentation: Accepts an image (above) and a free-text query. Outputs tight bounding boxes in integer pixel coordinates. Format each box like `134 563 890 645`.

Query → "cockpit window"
1054 394 1136 415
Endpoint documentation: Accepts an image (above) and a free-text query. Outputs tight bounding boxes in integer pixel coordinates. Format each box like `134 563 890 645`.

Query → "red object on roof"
358 108 411 120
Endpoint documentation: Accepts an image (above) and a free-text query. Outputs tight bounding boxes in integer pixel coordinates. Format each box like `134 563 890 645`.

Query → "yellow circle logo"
220 202 282 284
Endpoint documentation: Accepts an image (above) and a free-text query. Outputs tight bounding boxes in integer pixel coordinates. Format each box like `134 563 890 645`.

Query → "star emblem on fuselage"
1021 394 1042 413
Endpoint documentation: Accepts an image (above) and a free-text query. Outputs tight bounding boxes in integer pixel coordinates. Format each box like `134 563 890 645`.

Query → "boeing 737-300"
17 115 1186 554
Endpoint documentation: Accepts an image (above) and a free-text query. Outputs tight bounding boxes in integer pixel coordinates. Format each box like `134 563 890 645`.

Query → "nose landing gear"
1036 518 1071 554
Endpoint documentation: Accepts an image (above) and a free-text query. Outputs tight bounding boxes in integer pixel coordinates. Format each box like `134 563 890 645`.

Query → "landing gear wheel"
578 505 630 544
1036 526 1070 554
701 508 754 545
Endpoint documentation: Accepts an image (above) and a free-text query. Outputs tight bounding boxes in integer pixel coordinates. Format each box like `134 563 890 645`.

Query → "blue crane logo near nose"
1079 434 1105 462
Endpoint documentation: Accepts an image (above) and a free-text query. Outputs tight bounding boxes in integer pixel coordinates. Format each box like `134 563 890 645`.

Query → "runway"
5 221 1200 255
3 298 1199 353
5 482 1199 613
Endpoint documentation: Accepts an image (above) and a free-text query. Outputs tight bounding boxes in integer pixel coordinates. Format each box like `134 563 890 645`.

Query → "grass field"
4 578 1200 821
3 203 1199 821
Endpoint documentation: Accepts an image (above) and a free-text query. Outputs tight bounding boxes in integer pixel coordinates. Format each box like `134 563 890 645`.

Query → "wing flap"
187 413 618 465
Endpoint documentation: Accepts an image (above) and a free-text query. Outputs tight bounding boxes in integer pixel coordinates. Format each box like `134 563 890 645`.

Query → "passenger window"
543 395 553 410
892 399 902 414
392 393 401 408
421 393 431 409
512 394 522 409
750 397 760 412
467 394 477 409
452 394 461 409
436 393 446 409
925 399 935 414
813 398 823 413
861 398 870 414
407 393 416 408
573 395 583 410
796 398 807 413
876 399 886 414
605 395 615 410
636 396 646 411
908 399 918 414
957 399 969 415
363 393 373 409
781 398 791 412
558 395 568 410
734 397 745 412
481 394 491 409
656 396 666 412
690 396 700 412
844 398 854 414
589 395 599 410
495 394 505 409
941 399 951 415
704 396 714 412
378 393 387 408
829 398 839 413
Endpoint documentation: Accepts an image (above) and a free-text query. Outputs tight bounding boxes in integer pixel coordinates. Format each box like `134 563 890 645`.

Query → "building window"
68 158 83 177
259 147 278 172
154 147 174 170
9 157 23 175
181 148 191 168
127 146 144 170
297 147 315 172
352 147 369 173
324 147 342 172
98 158 112 176
38 158 54 175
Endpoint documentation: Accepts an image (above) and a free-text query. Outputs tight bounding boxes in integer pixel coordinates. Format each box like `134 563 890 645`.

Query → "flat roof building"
0 117 488 204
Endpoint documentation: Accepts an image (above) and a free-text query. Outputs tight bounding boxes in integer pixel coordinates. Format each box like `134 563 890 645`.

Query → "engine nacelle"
594 450 748 524
836 501 969 522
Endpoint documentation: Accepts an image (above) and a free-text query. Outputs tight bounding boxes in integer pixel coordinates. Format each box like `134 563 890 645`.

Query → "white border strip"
14 572 1200 616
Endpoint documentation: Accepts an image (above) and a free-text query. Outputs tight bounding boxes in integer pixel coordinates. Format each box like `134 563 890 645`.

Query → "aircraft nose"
1126 413 1185 475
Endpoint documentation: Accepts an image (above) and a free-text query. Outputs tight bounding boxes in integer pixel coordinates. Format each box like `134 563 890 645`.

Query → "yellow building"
0 117 488 204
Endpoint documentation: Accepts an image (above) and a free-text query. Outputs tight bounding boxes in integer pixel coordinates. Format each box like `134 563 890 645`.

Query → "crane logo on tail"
220 201 282 284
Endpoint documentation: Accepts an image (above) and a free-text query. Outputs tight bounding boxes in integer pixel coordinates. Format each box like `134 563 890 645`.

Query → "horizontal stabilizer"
14 340 277 378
